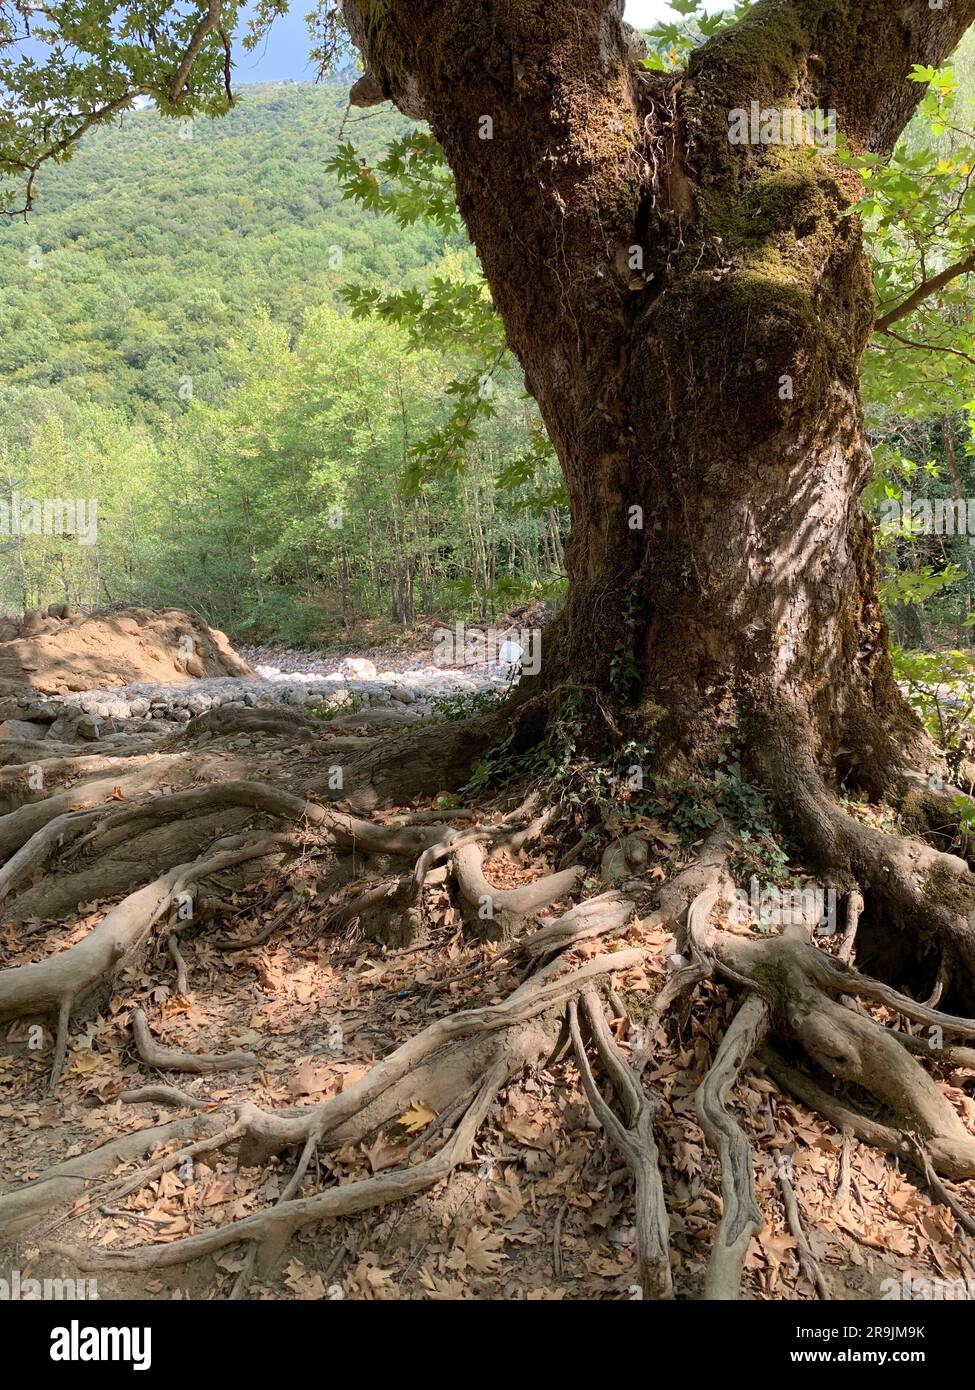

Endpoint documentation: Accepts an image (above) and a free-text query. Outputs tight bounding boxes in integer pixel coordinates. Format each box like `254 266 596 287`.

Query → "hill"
0 82 447 419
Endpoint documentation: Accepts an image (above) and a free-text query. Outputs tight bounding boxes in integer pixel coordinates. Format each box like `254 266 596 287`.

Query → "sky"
236 1 730 84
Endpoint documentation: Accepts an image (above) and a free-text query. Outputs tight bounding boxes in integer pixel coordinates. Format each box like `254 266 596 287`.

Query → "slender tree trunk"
547 509 565 575
419 497 434 612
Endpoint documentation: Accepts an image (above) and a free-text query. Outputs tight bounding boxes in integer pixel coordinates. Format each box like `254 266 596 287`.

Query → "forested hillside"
0 82 441 413
0 82 564 640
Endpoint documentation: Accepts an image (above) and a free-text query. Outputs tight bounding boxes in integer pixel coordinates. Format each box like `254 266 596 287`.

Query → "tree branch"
170 0 224 104
692 0 975 154
874 252 975 333
872 326 975 371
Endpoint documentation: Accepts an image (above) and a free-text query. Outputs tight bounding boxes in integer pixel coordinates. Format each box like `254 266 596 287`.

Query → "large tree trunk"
343 0 975 791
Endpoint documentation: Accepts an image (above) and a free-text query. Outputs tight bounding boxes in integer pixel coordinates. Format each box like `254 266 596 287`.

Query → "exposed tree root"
569 991 672 1299
838 889 863 965
757 712 975 990
0 755 197 858
119 1085 209 1110
0 1113 230 1241
452 839 584 940
322 799 563 946
772 1143 829 1298
0 833 292 1089
5 705 975 1302
907 1137 975 1240
761 1048 908 1158
695 994 769 1300
0 804 103 903
49 1064 508 1275
8 946 645 1278
522 890 635 963
0 768 579 1088
330 712 506 810
0 752 167 811
130 1008 258 1074
2 809 264 927
165 704 313 745
704 923 975 1181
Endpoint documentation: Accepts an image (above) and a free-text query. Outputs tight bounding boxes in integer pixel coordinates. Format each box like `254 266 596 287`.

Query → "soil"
0 606 253 698
1 812 968 1302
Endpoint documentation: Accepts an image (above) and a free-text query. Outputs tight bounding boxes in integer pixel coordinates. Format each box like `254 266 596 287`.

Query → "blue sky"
237 1 729 83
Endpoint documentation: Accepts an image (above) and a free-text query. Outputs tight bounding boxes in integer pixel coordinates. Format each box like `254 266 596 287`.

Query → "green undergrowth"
454 697 793 884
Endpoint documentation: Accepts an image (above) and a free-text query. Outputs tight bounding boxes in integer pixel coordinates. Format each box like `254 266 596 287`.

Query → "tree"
7 0 975 1302
341 3 956 735
335 0 975 967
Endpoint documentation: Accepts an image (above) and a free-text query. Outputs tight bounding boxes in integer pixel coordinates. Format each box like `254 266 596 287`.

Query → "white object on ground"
497 640 523 672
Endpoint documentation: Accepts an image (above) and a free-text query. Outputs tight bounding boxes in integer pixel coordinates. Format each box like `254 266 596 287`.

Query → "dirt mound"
0 605 253 696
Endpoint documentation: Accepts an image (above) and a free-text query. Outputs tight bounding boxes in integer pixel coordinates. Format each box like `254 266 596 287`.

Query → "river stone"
0 719 50 740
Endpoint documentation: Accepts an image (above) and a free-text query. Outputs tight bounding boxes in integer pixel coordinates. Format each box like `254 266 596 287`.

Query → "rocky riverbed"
0 647 517 742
